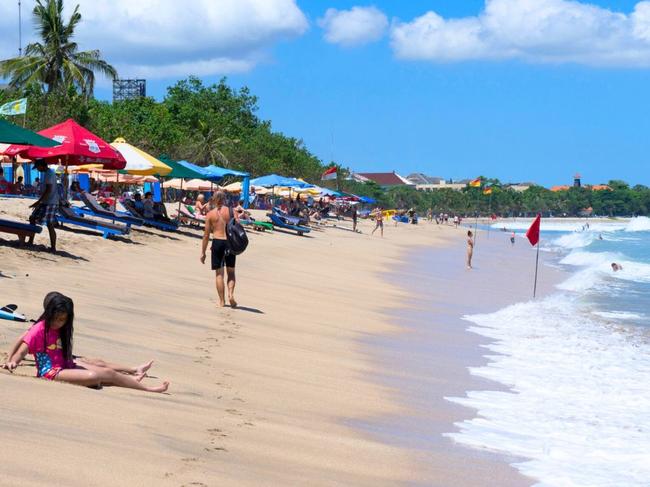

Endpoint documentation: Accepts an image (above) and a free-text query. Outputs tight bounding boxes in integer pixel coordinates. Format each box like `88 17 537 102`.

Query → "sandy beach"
2 198 554 486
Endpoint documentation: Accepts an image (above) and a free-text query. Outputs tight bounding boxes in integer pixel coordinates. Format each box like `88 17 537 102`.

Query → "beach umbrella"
250 174 311 188
2 119 125 170
183 179 214 191
0 118 59 147
111 138 172 176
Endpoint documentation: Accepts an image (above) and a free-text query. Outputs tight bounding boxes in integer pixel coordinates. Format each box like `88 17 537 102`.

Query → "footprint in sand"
225 408 242 416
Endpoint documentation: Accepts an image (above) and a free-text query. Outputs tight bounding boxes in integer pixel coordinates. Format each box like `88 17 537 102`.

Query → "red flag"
526 214 541 246
321 166 337 180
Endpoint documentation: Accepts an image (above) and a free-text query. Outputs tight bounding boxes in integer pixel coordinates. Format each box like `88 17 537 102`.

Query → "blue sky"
4 0 650 186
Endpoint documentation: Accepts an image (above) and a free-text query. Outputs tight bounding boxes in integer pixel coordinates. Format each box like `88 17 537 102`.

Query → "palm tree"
0 0 117 97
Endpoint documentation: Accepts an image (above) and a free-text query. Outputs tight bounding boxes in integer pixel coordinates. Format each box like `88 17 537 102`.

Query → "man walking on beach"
200 191 239 307
28 159 59 253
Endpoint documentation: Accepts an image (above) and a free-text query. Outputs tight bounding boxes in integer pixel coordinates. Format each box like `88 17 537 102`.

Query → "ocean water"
446 217 650 486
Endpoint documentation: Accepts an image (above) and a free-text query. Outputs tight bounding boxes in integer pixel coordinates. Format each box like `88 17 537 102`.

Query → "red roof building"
353 172 412 188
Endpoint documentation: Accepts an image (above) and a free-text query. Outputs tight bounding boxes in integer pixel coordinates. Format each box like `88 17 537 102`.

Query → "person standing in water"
201 191 240 307
466 230 474 269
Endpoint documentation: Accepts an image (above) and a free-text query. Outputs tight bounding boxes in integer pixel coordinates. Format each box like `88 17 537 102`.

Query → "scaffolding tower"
113 79 146 102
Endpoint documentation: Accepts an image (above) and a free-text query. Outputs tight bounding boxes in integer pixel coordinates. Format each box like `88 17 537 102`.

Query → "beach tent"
2 119 125 170
111 138 172 176
0 119 59 147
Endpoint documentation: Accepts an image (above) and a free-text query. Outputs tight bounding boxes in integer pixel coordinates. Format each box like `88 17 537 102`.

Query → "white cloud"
319 6 388 47
0 0 308 79
391 0 650 67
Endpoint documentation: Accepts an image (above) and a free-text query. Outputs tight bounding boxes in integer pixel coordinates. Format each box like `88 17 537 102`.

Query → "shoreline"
355 227 567 486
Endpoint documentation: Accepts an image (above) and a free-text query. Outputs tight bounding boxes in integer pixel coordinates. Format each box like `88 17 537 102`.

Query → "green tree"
0 0 116 97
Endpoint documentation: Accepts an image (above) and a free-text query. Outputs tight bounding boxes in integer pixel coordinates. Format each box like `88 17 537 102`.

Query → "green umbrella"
157 156 208 219
157 157 205 179
0 118 59 146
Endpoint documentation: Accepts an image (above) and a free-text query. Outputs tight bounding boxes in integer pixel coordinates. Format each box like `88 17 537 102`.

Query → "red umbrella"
3 119 125 170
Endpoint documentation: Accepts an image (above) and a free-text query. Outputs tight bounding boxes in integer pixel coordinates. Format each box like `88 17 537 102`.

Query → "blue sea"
446 217 650 486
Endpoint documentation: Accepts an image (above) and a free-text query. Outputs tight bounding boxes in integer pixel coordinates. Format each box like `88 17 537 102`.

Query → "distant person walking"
466 230 474 269
201 191 240 307
352 206 358 233
371 208 384 237
510 232 516 245
29 159 59 253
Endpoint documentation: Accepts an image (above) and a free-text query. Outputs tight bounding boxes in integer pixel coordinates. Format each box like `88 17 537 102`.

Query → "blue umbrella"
249 174 311 188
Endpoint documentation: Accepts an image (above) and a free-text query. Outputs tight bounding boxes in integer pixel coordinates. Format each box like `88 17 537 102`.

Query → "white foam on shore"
445 295 650 486
592 311 645 320
558 251 650 291
625 216 650 232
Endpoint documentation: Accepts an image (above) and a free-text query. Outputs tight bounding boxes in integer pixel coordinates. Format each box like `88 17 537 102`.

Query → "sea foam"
445 295 650 486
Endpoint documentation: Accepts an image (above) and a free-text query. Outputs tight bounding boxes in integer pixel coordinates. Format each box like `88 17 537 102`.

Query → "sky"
2 0 650 186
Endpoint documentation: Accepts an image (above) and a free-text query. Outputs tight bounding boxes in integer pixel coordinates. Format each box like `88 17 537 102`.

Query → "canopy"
111 138 171 176
158 157 206 179
0 118 60 147
358 195 376 204
202 165 248 179
2 119 126 170
249 174 311 188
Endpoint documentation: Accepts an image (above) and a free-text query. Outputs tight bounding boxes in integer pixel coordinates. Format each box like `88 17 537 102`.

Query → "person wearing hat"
28 159 59 252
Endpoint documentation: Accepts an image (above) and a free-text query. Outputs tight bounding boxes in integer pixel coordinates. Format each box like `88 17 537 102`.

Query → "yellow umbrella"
110 138 172 176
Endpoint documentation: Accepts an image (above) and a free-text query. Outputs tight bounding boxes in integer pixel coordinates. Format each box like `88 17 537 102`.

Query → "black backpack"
226 206 249 255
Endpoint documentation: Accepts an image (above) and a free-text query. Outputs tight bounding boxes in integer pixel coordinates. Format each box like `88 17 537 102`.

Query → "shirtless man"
200 191 239 307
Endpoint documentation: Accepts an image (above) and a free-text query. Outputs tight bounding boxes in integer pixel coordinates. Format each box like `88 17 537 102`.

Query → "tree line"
346 180 650 217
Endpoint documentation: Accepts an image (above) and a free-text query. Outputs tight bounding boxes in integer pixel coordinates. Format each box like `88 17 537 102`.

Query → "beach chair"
123 200 178 232
76 191 144 229
272 206 309 226
240 219 273 232
174 205 204 227
268 213 311 236
0 218 42 245
56 206 128 239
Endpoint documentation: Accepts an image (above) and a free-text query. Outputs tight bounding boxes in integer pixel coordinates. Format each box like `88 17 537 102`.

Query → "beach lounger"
77 192 144 228
272 206 309 226
175 205 204 227
268 213 311 236
56 206 128 239
241 219 273 232
123 200 178 232
0 218 42 245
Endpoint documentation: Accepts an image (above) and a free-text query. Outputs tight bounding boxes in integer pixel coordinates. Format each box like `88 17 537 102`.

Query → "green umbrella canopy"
158 156 206 179
0 118 60 146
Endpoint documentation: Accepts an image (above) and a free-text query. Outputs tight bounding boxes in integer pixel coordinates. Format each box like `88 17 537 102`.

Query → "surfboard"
0 304 26 322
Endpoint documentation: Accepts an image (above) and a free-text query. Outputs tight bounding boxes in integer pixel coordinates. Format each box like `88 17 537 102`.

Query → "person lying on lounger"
1 292 169 393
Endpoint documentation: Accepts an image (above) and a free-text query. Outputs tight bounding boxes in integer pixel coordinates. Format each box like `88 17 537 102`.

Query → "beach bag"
226 206 248 255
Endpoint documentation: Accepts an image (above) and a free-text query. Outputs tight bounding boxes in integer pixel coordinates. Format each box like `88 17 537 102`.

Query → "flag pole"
474 188 479 246
533 239 540 298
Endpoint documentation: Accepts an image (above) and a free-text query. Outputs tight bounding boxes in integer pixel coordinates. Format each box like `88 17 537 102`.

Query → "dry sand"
1 198 537 486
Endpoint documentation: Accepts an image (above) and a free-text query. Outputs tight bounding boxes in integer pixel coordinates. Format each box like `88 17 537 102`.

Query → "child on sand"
1 292 169 393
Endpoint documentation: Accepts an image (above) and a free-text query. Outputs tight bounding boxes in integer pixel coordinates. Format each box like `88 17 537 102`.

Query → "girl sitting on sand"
1 292 169 393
